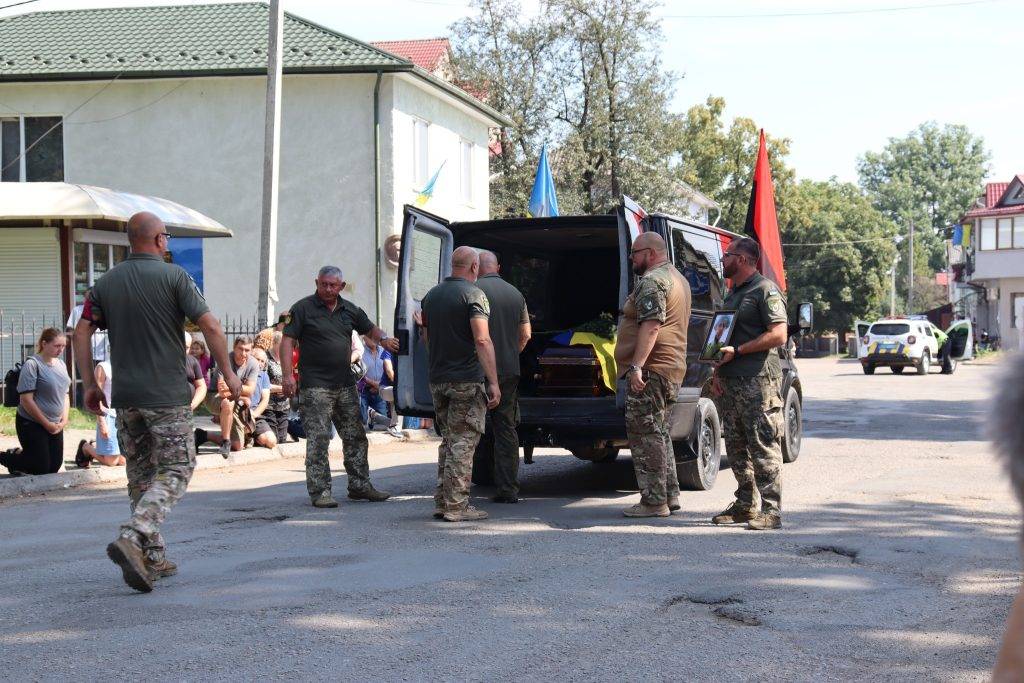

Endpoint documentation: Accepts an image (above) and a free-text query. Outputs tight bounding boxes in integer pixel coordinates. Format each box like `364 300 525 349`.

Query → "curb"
0 429 434 501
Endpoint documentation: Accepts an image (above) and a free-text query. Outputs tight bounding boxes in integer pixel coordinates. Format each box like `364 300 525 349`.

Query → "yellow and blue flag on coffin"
414 161 446 207
551 330 616 392
527 144 559 218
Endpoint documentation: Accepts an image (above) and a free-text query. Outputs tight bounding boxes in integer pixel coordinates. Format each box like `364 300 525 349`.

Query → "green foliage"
857 122 989 272
777 180 898 332
0 407 96 437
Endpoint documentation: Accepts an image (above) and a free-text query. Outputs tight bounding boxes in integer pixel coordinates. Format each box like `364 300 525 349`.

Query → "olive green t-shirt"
282 294 374 389
86 253 210 408
475 274 528 379
421 277 490 384
718 273 788 378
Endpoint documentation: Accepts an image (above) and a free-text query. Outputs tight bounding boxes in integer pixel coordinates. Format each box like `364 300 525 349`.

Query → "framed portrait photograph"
699 310 738 361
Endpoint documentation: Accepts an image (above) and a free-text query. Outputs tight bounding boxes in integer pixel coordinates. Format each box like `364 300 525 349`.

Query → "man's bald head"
127 211 168 255
633 231 667 253
451 245 480 282
478 249 499 275
630 231 669 275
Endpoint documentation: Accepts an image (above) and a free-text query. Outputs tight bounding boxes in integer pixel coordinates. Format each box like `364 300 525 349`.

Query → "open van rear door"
854 320 870 357
945 319 973 360
394 205 453 416
615 196 646 411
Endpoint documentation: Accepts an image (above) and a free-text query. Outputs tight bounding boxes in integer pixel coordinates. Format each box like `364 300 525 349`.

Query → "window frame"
0 114 65 182
411 117 430 188
1015 216 1024 249
997 217 1013 249
979 217 997 251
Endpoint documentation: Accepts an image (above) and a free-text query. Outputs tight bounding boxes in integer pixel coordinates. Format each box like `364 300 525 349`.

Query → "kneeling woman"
1 328 71 475
75 360 126 468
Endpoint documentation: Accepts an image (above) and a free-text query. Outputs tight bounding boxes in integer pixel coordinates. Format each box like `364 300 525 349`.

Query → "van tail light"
861 336 869 346
907 335 916 345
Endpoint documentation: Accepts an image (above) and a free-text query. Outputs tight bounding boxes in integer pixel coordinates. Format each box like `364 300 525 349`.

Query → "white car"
858 318 973 375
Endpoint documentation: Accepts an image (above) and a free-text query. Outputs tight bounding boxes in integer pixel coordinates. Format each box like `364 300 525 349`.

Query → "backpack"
3 361 23 407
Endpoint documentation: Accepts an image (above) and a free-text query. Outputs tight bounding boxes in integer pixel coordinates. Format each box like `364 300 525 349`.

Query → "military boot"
667 496 681 512
145 553 178 580
311 491 339 508
442 506 489 522
106 535 154 593
348 485 391 502
711 502 757 525
746 512 782 531
623 502 671 518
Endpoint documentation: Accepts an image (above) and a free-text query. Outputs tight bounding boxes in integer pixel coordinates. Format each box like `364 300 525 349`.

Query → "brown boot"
442 506 489 522
711 502 757 525
746 512 782 530
146 556 178 580
106 536 154 593
668 496 681 512
623 502 670 518
348 485 391 502
311 491 339 508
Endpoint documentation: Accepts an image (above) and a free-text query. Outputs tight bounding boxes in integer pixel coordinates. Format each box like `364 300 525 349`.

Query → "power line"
661 0 1005 19
66 79 191 125
0 0 40 11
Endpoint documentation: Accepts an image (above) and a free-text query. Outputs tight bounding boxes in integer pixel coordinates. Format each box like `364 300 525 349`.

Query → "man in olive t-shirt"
280 265 398 508
711 237 789 531
74 211 238 593
476 250 531 503
419 246 500 522
615 232 691 518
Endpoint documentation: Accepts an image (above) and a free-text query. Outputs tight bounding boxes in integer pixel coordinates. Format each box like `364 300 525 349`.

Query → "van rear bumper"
517 396 627 444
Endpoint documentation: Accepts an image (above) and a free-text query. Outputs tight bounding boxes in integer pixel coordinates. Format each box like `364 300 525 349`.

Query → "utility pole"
906 219 915 314
256 0 283 327
890 265 897 317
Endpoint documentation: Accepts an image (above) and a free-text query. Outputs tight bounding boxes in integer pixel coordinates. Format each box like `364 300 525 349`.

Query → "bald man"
419 246 500 522
74 211 239 592
475 250 531 503
615 231 691 518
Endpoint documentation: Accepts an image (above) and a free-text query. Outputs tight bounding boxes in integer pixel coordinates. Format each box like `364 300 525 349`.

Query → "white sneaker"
386 426 403 438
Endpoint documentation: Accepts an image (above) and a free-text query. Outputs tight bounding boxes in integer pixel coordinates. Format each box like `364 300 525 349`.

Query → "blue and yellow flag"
527 145 559 218
415 161 446 207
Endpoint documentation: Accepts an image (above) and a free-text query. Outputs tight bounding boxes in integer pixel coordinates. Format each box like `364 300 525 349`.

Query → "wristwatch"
628 364 642 374
734 346 743 357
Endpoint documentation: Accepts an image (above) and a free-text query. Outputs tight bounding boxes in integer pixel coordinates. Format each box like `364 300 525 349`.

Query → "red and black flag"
744 129 787 292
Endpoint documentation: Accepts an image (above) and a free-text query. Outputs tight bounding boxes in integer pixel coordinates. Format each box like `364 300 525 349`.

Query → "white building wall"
0 73 496 329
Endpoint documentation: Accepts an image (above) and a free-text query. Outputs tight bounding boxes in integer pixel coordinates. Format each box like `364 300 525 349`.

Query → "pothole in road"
799 545 859 563
216 514 290 525
665 594 762 627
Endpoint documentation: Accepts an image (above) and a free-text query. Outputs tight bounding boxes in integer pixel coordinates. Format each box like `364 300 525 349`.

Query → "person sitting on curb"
76 359 126 468
249 348 277 449
199 336 258 457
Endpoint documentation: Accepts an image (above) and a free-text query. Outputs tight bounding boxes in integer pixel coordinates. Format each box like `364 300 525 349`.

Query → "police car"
858 317 973 375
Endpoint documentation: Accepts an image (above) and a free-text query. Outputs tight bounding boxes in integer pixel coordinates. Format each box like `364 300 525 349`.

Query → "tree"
676 96 794 230
776 180 899 332
857 122 989 273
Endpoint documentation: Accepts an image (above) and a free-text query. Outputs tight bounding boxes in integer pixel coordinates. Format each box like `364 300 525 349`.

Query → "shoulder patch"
767 295 784 315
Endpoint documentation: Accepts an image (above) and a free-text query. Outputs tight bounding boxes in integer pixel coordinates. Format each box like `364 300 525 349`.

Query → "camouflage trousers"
714 373 784 515
431 382 487 511
625 370 681 506
115 406 196 563
491 376 521 498
298 385 370 498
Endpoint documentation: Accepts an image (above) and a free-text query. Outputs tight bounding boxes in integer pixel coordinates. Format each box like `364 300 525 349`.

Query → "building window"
979 218 997 251
1013 293 1024 331
0 116 64 182
998 217 1013 249
73 241 129 305
1015 216 1024 249
412 118 429 187
459 139 474 204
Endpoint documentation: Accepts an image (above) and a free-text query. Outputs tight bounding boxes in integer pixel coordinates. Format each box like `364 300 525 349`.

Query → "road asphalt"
0 357 1018 681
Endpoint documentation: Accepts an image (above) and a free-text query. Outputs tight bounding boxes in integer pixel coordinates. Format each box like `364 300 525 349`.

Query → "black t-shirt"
186 355 203 398
282 294 374 389
476 274 528 379
719 273 788 378
421 277 490 384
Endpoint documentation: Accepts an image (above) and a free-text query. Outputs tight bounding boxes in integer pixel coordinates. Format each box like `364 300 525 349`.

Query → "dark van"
393 198 806 491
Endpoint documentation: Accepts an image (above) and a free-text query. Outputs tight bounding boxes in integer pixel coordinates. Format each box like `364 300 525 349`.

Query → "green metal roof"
0 2 410 78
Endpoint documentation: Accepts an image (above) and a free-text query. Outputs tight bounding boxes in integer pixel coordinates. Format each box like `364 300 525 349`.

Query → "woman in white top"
75 359 125 468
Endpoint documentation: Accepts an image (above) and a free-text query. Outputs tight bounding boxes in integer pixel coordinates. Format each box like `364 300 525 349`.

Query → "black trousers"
5 414 64 475
264 407 290 442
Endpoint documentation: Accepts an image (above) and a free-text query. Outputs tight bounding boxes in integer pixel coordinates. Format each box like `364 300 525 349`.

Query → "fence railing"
1 311 274 409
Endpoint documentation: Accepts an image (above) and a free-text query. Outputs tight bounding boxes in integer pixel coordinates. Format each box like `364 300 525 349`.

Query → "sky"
2 0 1019 186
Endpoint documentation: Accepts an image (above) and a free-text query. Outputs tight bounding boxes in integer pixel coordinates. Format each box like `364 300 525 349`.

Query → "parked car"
858 317 973 375
392 198 809 492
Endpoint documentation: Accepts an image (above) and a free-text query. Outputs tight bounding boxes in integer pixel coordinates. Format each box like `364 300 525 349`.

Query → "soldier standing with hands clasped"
615 232 691 518
711 237 789 531
419 246 501 522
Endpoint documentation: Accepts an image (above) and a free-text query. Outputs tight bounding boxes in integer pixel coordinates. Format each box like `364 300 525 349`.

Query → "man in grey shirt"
74 211 239 593
475 250 531 503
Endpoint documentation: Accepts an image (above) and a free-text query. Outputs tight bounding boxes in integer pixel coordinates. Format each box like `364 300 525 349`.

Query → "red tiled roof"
963 204 1024 219
370 38 450 73
985 182 1009 208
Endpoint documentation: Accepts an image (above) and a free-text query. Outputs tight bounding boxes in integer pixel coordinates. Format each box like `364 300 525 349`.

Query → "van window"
669 224 725 312
870 323 909 335
409 229 442 301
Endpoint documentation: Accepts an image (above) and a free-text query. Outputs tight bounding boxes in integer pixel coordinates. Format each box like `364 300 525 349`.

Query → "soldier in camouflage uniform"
419 246 501 522
73 211 240 593
711 237 789 531
280 266 399 508
615 232 692 518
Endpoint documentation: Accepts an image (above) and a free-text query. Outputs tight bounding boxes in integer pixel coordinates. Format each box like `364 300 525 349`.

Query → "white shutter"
0 228 61 320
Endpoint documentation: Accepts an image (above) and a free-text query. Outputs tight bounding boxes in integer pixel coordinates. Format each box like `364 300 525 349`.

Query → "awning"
0 182 233 237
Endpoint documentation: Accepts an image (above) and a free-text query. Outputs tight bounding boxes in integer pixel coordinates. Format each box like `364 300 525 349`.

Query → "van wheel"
675 398 721 491
862 364 875 375
571 447 619 463
891 366 904 374
781 386 802 463
916 350 931 375
471 432 495 486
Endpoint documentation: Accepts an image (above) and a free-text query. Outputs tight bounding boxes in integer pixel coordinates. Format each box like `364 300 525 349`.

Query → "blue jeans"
359 390 388 425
